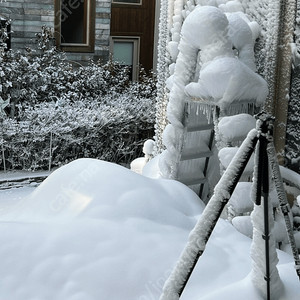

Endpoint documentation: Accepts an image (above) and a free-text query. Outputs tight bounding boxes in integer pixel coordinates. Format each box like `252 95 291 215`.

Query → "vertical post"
252 112 283 299
261 136 270 300
255 113 272 299
0 118 6 173
48 131 53 172
1 142 6 173
264 0 297 164
267 141 300 280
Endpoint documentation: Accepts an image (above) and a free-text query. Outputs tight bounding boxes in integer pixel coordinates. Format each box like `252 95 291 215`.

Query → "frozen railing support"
159 128 259 300
252 112 273 300
251 112 299 300
266 128 300 281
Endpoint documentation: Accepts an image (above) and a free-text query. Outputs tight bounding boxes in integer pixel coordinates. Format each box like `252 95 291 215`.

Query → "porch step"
186 123 214 132
175 102 216 200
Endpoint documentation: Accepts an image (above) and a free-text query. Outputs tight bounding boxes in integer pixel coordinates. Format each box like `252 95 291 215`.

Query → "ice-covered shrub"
1 94 155 170
0 26 157 170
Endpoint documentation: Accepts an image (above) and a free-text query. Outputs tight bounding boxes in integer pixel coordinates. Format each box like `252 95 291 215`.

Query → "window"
0 19 11 51
54 0 95 52
112 0 142 4
110 37 140 81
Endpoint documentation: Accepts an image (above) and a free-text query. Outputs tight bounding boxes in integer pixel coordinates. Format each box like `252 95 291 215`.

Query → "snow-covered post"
250 113 283 300
154 0 191 156
158 8 200 178
154 0 169 155
0 123 6 173
160 128 259 299
263 0 281 111
48 131 53 172
0 98 9 172
263 0 296 163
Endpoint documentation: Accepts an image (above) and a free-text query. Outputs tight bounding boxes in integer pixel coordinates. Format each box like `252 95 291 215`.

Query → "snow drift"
0 159 298 299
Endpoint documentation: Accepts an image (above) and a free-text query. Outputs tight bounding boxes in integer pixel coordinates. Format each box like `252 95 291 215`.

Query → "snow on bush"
0 95 155 170
0 26 156 170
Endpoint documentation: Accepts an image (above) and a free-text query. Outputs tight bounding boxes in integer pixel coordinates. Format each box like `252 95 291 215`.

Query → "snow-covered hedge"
0 95 155 170
0 26 156 170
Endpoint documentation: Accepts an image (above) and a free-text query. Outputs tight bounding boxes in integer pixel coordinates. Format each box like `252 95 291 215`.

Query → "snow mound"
0 159 203 300
1 159 202 225
0 159 298 299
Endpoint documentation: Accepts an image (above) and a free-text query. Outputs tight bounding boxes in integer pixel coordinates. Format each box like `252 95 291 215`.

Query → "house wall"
110 0 156 72
0 0 111 65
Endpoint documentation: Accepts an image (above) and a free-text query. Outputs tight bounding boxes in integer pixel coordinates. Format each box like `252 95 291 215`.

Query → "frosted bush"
0 26 157 170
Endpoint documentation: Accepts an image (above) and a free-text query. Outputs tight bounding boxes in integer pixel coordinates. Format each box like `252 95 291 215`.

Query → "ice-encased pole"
257 119 271 299
154 0 169 155
159 129 259 300
267 140 300 280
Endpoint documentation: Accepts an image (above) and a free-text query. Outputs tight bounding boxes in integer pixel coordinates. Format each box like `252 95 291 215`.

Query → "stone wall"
0 0 111 64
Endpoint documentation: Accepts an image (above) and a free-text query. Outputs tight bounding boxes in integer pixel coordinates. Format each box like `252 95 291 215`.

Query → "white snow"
185 57 268 109
219 0 244 13
279 166 300 190
218 146 254 174
182 6 268 109
130 157 147 175
0 158 298 299
218 113 256 143
130 140 155 175
228 182 253 214
232 215 253 237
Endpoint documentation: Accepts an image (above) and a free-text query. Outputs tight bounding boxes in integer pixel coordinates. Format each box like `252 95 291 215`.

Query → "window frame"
110 36 140 81
112 0 142 5
54 0 95 53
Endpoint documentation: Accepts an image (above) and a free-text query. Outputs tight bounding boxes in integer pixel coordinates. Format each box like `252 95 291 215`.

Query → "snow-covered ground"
0 158 298 299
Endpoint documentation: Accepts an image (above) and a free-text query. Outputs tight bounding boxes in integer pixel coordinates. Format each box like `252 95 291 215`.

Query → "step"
181 149 213 161
177 176 207 186
186 123 214 133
